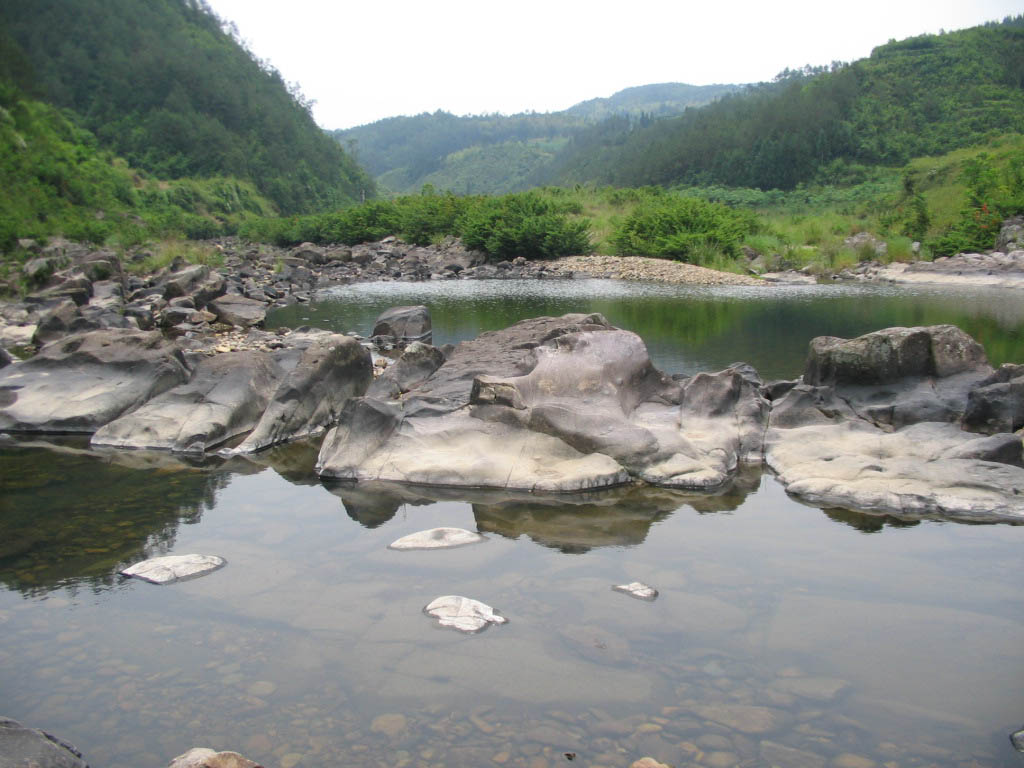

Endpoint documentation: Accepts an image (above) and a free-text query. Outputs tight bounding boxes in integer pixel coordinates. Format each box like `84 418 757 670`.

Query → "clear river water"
1 278 1023 768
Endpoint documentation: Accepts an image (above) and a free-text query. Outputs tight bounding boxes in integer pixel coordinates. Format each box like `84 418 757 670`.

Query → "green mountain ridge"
0 0 373 216
333 82 740 196
543 19 1024 190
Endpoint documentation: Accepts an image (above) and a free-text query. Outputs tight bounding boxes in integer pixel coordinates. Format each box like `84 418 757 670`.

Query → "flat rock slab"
766 421 1024 522
388 527 486 550
120 554 226 585
423 595 507 633
208 294 266 327
92 351 282 453
0 329 190 433
612 581 659 601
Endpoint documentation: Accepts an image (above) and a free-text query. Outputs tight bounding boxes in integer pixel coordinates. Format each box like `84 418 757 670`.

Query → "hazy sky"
203 0 1023 130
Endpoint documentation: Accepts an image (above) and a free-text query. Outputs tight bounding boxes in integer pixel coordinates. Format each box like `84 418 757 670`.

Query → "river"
1 279 1023 768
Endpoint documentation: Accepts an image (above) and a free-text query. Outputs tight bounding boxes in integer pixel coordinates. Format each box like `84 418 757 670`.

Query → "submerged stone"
120 554 226 585
423 595 507 633
612 581 659 601
388 527 486 550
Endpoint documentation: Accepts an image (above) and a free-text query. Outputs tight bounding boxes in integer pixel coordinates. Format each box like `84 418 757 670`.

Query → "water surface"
3 280 1024 768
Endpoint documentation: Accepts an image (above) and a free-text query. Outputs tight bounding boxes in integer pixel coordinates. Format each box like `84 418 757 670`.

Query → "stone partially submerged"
423 595 508 633
388 527 487 550
612 581 659 601
0 329 190 433
120 554 226 584
317 314 768 493
767 325 1024 522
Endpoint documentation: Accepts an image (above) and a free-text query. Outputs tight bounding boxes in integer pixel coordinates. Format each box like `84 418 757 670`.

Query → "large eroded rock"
230 334 371 453
0 329 190 433
91 351 282 452
317 314 768 492
768 326 1024 521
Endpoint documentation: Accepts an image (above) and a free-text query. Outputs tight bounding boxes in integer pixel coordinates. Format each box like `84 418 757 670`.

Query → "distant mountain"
0 0 373 214
333 83 739 195
564 82 739 121
542 18 1024 190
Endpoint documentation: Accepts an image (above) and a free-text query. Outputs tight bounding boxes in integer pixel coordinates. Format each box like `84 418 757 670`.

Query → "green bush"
611 195 756 260
458 191 591 259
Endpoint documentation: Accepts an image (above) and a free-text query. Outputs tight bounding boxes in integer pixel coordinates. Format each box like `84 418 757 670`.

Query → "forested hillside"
0 0 373 215
334 83 737 195
542 19 1024 190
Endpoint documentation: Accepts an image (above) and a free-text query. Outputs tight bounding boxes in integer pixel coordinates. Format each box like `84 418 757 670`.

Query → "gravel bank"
548 254 764 286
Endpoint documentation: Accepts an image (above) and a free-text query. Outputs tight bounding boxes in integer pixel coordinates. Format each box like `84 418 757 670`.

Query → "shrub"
611 195 756 260
458 191 591 259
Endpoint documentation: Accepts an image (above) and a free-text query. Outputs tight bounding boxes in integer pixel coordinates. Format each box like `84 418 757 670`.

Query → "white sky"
203 0 1024 130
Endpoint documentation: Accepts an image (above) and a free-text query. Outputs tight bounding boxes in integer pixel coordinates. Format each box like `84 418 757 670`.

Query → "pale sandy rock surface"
388 527 486 550
120 554 226 584
423 595 508 633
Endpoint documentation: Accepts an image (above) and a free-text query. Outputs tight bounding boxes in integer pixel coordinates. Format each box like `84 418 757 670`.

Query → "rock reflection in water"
0 437 231 596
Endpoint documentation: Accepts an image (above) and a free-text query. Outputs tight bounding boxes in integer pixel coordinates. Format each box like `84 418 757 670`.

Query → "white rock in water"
389 527 486 550
423 595 508 633
120 554 226 585
612 581 659 601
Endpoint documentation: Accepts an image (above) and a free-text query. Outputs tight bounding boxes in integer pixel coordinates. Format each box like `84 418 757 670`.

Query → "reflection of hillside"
0 439 232 597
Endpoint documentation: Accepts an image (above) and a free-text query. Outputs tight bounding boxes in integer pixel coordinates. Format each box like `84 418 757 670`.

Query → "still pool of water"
2 280 1024 768
268 279 1024 380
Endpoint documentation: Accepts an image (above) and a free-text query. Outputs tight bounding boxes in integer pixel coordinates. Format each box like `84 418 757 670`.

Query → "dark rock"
372 305 432 345
804 325 987 386
963 364 1024 433
0 329 190 433
28 273 93 306
291 242 328 264
0 716 90 767
161 265 209 299
32 299 80 346
366 341 446 400
997 216 1024 252
123 305 156 330
208 294 267 327
231 334 372 454
0 348 12 368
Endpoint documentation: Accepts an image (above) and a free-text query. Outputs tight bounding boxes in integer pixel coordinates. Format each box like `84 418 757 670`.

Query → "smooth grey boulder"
0 716 89 768
366 341 446 399
0 329 190 433
229 334 371 454
318 314 768 492
372 304 432 345
161 264 209 299
208 294 266 327
0 348 11 369
91 351 282 453
120 554 226 584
